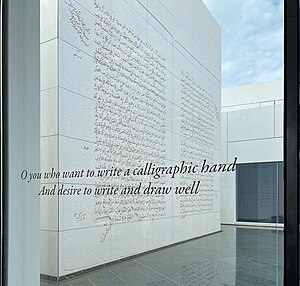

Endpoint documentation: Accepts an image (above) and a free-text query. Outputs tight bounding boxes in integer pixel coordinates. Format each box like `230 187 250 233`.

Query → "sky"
202 0 283 88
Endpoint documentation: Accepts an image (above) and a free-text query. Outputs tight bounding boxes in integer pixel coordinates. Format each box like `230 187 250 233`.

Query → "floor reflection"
41 225 283 286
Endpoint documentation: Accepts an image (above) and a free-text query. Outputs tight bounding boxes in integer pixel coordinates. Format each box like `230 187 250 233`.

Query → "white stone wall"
41 0 221 277
220 80 283 224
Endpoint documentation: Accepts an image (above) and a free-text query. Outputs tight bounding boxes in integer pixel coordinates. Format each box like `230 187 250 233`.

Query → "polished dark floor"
41 225 283 286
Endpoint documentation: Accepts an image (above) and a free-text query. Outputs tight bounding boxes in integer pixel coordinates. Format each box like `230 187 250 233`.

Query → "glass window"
237 162 284 223
2 0 286 285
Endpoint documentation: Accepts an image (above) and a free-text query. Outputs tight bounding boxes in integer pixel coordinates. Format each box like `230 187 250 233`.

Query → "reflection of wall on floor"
40 0 221 278
220 80 283 224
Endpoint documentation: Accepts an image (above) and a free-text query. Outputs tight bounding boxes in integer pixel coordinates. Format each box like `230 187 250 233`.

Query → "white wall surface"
40 0 60 277
41 0 221 277
222 80 282 108
220 80 283 224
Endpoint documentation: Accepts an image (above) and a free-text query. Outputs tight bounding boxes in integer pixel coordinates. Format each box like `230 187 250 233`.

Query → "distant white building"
220 80 283 225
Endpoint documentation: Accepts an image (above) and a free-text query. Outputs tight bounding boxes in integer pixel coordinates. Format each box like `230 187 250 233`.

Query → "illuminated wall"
40 0 221 277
